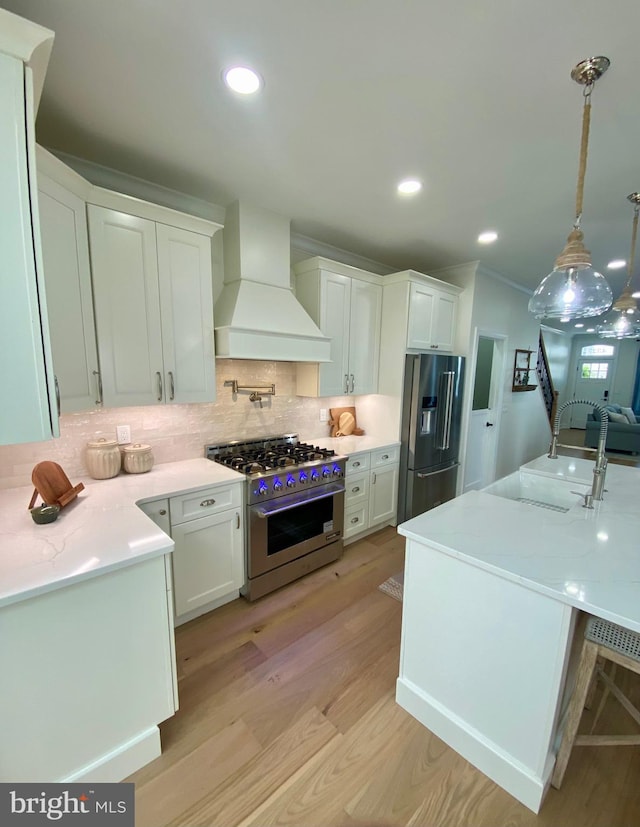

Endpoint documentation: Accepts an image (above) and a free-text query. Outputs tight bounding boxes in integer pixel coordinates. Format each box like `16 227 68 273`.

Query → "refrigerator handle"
438 371 455 450
417 462 460 479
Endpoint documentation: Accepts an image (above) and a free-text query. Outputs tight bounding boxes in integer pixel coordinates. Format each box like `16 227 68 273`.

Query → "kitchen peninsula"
396 455 640 813
0 459 241 784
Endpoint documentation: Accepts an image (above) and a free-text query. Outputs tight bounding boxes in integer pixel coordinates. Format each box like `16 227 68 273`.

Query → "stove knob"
322 466 331 478
273 478 283 491
332 464 342 476
310 469 319 481
256 481 269 497
299 471 308 484
286 474 296 488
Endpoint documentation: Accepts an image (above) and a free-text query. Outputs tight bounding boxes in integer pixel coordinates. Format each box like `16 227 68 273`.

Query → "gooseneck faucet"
548 399 609 508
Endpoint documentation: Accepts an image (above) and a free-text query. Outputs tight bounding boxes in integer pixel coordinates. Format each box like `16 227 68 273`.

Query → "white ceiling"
5 0 640 329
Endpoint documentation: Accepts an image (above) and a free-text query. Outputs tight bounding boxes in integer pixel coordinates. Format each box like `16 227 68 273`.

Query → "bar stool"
552 616 640 789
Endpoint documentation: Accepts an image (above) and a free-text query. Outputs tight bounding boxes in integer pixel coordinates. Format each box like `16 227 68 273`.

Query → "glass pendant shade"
528 263 613 320
529 56 612 322
596 314 640 339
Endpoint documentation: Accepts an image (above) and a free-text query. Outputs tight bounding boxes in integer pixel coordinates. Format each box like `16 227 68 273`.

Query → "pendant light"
528 57 613 320
597 193 640 339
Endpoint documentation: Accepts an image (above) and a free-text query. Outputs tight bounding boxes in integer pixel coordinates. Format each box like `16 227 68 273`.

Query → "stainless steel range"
206 434 346 601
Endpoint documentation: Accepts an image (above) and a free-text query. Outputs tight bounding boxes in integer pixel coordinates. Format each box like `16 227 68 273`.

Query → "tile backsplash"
0 360 396 489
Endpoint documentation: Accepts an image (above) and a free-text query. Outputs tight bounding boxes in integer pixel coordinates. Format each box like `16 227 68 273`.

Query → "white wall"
470 267 550 480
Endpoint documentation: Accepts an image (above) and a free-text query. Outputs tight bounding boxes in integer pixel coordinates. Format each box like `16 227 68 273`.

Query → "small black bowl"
30 504 61 525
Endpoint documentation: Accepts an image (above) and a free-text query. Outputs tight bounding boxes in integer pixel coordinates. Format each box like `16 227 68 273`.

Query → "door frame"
460 328 507 492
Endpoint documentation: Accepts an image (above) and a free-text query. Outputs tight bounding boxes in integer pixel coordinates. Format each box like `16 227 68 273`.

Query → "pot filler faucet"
548 399 609 509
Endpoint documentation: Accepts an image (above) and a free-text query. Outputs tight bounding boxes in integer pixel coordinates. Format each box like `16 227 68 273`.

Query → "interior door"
462 335 504 492
570 359 612 428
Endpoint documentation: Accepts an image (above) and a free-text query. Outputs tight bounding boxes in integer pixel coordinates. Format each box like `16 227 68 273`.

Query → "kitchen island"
396 455 640 812
0 458 242 784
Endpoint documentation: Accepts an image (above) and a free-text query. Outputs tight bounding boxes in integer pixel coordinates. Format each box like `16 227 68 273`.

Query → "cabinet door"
406 282 436 350
0 54 57 445
348 279 382 395
407 282 457 352
38 176 100 412
88 206 164 407
156 224 216 404
432 292 457 351
318 271 351 396
369 464 399 527
171 509 243 617
138 498 171 534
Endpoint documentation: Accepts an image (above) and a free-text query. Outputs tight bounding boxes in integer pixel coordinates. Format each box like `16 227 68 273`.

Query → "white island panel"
0 555 175 782
398 538 573 812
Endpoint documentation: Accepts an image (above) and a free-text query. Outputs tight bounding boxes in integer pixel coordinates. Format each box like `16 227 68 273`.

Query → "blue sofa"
584 404 640 454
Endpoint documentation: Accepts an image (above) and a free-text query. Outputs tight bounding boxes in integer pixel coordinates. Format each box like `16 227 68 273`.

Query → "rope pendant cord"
574 97 591 224
627 208 638 286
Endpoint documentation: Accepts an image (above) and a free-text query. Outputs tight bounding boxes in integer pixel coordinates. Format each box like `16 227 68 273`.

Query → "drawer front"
170 483 242 525
345 452 370 476
371 446 399 468
344 502 369 540
345 471 369 506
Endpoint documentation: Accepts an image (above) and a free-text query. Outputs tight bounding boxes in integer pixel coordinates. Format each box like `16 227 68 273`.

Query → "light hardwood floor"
128 526 640 826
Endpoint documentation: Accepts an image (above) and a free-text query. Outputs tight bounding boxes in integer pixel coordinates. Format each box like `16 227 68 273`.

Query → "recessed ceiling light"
607 259 626 270
223 66 262 94
559 316 570 323
397 179 422 195
586 328 595 332
477 231 498 244
633 291 640 299
574 323 584 328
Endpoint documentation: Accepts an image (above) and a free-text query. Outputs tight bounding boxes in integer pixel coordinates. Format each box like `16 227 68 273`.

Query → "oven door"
248 482 345 577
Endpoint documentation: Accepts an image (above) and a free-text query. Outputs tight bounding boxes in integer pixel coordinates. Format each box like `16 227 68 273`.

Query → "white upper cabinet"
379 271 462 398
87 198 219 407
295 257 382 397
37 154 101 412
0 14 57 445
407 281 458 352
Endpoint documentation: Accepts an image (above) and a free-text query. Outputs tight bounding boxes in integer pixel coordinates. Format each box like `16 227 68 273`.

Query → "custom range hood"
214 202 330 361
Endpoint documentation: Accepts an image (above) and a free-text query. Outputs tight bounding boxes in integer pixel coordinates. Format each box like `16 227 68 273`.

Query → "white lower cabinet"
139 482 244 625
344 446 399 542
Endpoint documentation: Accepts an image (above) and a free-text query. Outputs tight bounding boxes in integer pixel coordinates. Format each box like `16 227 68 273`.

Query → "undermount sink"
484 471 590 512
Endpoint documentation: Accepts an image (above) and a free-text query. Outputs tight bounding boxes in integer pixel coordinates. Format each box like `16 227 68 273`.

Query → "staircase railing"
536 332 559 428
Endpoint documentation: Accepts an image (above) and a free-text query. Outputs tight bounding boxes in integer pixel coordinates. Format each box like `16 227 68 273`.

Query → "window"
581 362 609 379
580 344 615 357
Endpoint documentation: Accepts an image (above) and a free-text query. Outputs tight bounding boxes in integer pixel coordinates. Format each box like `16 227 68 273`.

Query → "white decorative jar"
122 443 154 474
86 438 121 480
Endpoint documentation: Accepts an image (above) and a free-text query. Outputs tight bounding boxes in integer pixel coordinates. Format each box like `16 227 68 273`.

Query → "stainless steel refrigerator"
398 353 465 523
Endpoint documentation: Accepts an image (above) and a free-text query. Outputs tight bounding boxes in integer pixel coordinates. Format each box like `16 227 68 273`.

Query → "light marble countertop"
306 435 401 455
398 455 640 633
0 458 244 609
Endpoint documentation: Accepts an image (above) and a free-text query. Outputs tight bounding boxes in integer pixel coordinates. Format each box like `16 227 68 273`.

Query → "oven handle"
252 482 345 518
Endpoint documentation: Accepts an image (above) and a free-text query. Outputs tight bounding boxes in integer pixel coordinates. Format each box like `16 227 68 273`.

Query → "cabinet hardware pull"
200 498 216 507
92 369 103 405
156 371 163 401
353 461 360 468
168 371 175 401
372 472 377 484
351 517 359 524
381 454 389 460
54 375 60 416
431 344 439 349
159 509 167 516
350 374 355 393
236 512 240 529
352 486 360 493
344 374 349 394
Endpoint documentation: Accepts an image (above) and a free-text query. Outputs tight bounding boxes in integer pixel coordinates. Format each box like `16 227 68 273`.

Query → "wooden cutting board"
28 461 84 509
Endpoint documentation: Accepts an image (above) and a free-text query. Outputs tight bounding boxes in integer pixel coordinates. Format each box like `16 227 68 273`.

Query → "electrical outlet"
116 425 131 444
319 408 328 422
